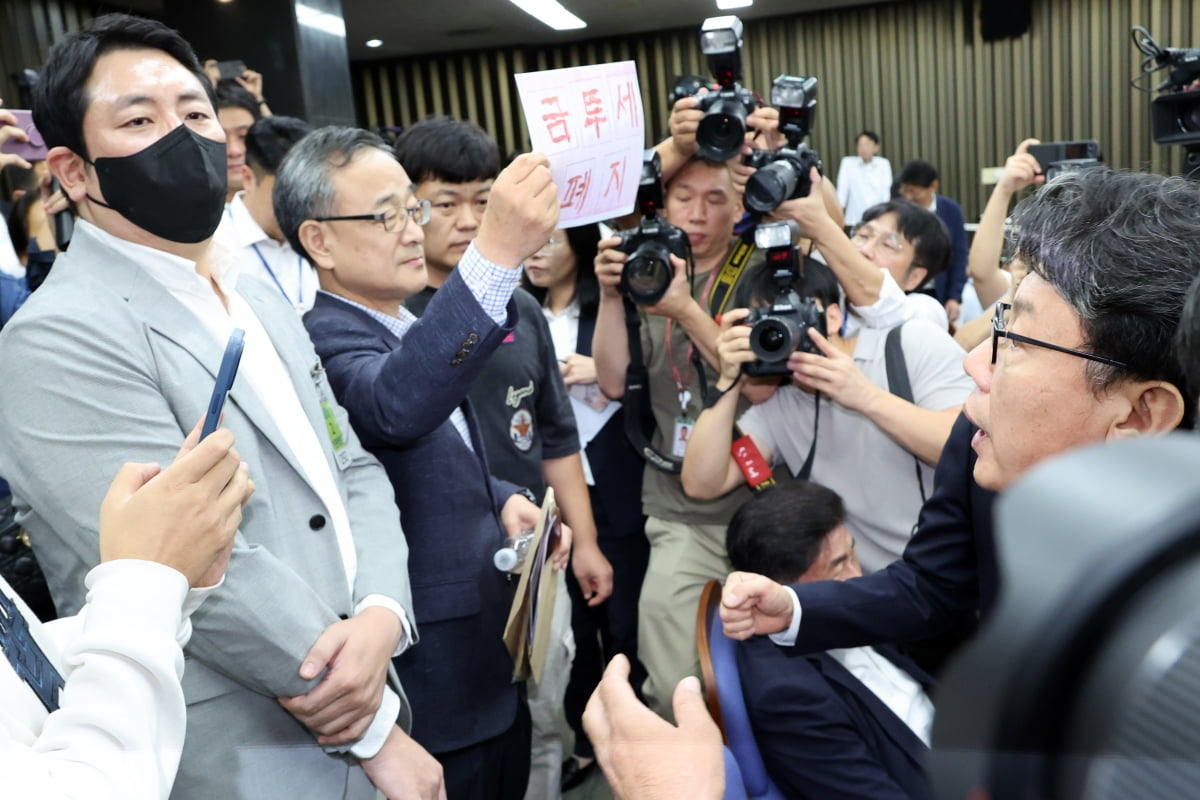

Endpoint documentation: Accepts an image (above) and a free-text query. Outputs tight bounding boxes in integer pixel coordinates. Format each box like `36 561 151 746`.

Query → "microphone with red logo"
731 429 775 491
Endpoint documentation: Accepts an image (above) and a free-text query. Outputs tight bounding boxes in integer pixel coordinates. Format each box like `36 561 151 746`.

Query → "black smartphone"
1028 140 1101 173
201 329 246 439
216 60 245 81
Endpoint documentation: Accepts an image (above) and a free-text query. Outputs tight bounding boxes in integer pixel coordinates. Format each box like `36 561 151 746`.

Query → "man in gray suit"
0 14 443 800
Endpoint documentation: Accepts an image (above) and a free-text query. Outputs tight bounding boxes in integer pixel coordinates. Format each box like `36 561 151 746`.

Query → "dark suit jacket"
740 635 934 799
932 195 968 305
790 413 998 653
303 270 526 754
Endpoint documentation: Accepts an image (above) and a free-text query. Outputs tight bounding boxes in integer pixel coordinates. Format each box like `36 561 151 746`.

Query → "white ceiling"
343 0 893 60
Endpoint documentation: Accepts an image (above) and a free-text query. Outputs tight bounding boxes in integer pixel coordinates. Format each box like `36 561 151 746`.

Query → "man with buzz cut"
396 116 613 799
0 14 442 800
278 124 563 799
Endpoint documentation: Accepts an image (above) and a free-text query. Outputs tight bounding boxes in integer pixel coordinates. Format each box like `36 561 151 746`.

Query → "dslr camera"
743 221 826 377
694 16 759 162
614 150 690 306
744 75 822 214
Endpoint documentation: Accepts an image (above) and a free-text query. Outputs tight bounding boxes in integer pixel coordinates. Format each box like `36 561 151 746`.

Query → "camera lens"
697 97 749 162
621 242 673 305
750 316 800 362
746 160 800 214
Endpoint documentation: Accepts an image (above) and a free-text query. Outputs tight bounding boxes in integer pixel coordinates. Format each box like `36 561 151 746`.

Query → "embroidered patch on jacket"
509 408 535 452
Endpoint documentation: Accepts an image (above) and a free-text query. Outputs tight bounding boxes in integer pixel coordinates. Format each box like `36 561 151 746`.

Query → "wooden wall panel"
352 0 1200 222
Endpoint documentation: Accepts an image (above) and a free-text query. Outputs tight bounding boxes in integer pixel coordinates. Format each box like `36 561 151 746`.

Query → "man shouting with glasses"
721 166 1200 666
276 126 564 799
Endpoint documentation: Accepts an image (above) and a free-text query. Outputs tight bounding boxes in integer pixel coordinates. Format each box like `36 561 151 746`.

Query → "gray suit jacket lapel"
72 232 320 493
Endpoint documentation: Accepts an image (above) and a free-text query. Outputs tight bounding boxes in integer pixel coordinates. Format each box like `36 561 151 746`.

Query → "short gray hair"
273 126 393 265
1008 167 1200 429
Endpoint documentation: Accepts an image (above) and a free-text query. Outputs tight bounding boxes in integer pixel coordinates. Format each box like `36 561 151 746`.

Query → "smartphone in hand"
0 110 47 162
202 329 246 439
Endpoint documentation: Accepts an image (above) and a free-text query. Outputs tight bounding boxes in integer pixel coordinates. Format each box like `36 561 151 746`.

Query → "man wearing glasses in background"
777 174 953 336
719 167 1200 667
275 126 565 799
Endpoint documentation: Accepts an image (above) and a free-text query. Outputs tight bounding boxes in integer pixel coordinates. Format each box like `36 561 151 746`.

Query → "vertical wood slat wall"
0 0 104 106
353 0 1200 223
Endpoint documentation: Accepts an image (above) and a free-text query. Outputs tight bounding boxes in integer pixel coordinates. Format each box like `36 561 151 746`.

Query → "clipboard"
502 488 562 683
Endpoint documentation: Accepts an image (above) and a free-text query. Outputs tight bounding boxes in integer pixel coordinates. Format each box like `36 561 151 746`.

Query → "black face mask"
86 124 228 244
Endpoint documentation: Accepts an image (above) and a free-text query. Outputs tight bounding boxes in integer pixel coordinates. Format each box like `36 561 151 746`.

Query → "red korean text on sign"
541 95 572 144
562 169 593 209
582 88 606 138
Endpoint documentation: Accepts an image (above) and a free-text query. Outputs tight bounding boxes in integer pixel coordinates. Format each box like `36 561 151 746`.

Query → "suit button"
309 514 326 530
461 340 474 352
450 357 463 367
466 333 479 344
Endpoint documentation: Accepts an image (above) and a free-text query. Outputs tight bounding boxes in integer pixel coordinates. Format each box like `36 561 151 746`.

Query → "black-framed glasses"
990 302 1129 368
314 198 432 232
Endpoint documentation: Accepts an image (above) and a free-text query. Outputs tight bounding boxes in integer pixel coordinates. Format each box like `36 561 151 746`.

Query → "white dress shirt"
214 194 317 313
75 219 403 758
770 592 935 745
827 647 935 746
836 155 894 226
1 561 214 800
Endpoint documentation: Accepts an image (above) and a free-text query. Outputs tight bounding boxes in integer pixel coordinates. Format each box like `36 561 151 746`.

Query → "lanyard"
663 269 719 412
226 206 305 308
250 242 306 308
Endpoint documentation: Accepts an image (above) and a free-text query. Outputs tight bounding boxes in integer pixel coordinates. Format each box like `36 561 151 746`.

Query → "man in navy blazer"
727 482 934 800
720 168 1199 671
897 160 968 324
275 126 564 799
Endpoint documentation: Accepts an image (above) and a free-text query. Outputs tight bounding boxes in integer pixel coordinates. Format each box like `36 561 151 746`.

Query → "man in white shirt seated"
727 481 934 800
213 115 316 312
836 130 893 228
3 425 251 800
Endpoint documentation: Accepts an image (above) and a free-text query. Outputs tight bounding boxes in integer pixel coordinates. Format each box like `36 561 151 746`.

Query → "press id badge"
672 416 695 458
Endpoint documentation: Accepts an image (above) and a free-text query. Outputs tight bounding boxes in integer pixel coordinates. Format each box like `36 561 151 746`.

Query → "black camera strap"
796 392 821 481
884 323 927 504
623 299 685 473
706 229 757 318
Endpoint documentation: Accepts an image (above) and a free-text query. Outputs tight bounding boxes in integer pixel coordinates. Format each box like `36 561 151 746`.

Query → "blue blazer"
739 635 934 799
790 413 998 653
933 195 968 305
303 270 526 754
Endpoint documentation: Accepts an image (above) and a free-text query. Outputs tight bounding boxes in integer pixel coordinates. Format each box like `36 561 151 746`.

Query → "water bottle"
494 531 535 573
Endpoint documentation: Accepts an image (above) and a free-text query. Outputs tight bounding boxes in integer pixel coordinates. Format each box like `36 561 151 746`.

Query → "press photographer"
613 150 691 306
591 143 752 720
741 221 825 377
680 247 974 576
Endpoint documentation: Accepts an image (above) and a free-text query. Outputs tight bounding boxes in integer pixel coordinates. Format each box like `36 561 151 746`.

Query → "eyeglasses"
990 302 1129 368
314 198 432 232
850 224 907 255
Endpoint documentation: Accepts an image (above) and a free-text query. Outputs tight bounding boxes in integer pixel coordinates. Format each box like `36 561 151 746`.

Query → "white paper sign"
514 61 644 228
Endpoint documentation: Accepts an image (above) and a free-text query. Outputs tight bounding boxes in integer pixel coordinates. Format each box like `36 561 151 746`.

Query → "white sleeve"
836 157 852 209
848 269 913 329
768 587 802 647
1 560 192 800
